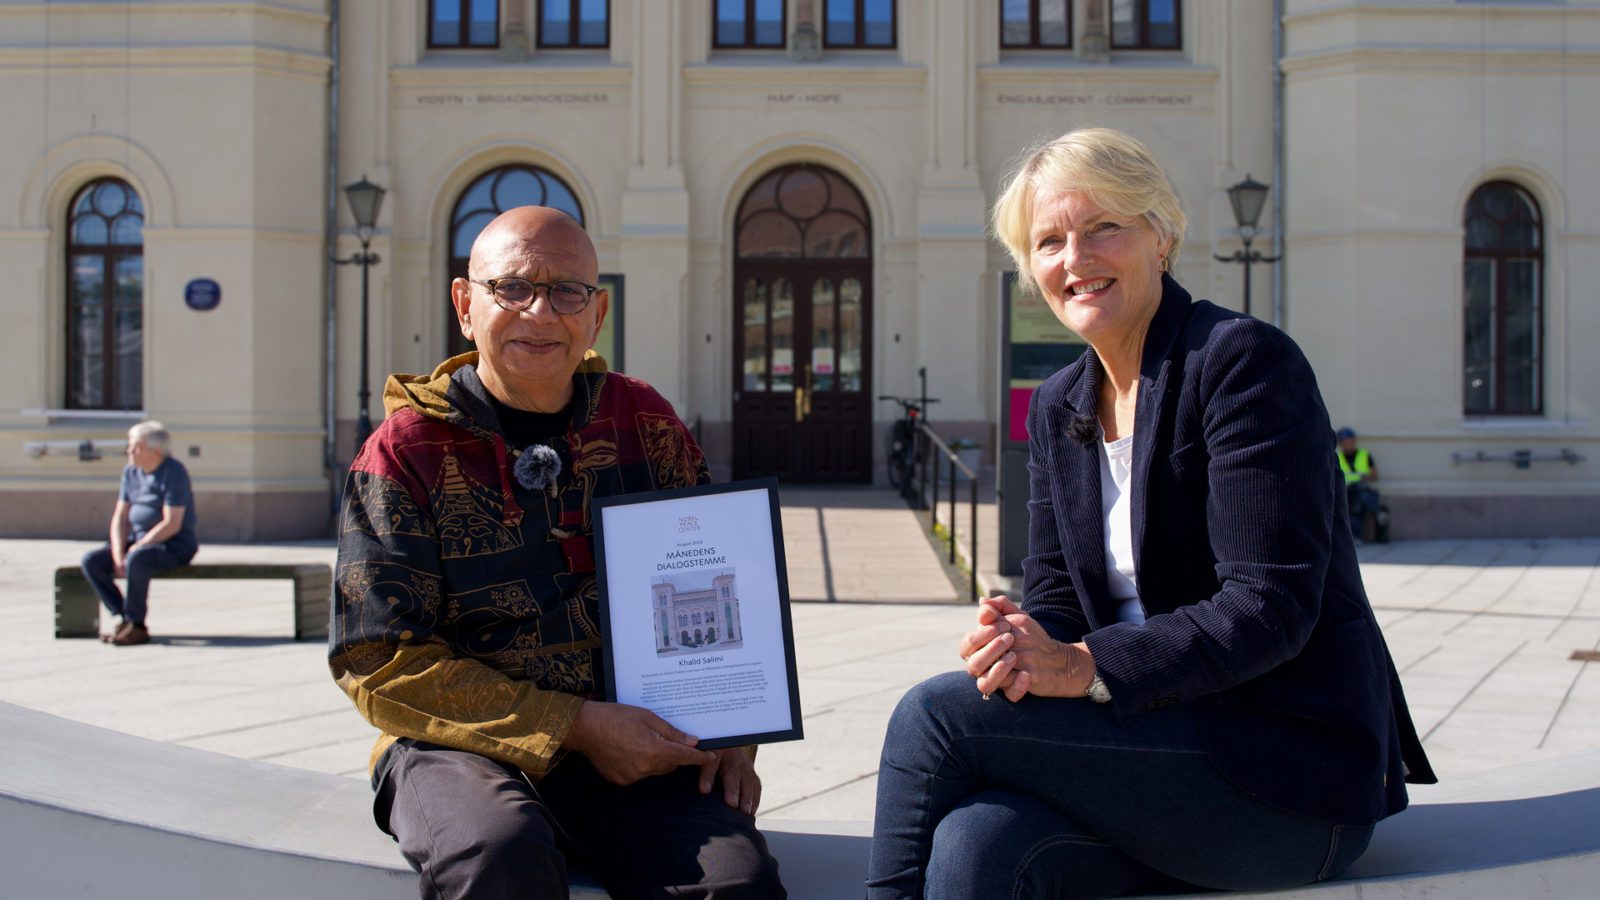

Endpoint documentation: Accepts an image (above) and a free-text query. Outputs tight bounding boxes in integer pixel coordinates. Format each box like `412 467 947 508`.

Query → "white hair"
128 421 170 456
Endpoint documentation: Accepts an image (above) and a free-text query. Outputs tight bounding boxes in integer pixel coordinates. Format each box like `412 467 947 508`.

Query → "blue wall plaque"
184 278 222 311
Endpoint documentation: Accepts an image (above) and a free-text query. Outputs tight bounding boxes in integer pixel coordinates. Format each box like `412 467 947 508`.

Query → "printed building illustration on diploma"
653 568 744 655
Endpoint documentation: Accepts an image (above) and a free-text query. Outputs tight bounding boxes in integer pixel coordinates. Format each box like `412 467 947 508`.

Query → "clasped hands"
959 595 1096 703
563 700 761 815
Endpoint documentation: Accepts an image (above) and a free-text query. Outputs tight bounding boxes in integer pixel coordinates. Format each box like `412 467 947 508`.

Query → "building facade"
2 0 1595 541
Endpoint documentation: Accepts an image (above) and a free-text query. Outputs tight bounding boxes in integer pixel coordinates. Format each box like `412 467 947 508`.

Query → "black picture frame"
592 477 802 749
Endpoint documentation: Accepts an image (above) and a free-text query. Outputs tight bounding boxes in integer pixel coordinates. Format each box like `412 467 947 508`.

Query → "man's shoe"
111 623 150 646
101 621 131 644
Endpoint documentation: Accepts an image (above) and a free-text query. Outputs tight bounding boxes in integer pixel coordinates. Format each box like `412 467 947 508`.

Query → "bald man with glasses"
330 207 785 899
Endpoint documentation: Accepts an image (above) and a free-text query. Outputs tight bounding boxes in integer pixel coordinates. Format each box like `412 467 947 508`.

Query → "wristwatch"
1086 672 1112 704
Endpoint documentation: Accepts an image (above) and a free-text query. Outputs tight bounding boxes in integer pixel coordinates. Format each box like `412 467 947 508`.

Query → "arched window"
447 165 584 356
735 165 869 260
67 178 144 410
1463 181 1542 415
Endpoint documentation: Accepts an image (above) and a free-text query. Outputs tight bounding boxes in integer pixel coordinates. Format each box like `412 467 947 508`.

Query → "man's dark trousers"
373 738 785 900
1346 484 1380 540
80 543 190 625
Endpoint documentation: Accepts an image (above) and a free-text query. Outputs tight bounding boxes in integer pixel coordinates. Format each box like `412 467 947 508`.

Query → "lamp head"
343 176 386 244
1226 174 1270 240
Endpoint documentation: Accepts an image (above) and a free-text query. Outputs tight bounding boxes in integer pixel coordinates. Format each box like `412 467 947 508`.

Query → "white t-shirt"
1099 432 1147 625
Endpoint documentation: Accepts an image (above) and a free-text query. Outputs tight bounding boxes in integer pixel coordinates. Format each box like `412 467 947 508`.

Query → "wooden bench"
4 699 1596 898
54 562 332 642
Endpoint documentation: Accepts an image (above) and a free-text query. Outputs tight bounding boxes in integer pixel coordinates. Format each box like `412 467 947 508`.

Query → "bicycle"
878 394 939 497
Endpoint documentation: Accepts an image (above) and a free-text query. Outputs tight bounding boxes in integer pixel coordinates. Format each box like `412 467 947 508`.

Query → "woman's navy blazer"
1023 275 1436 826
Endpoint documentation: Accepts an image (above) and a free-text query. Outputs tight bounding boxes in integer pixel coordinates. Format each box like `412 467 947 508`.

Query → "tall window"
539 0 609 48
1001 0 1071 49
447 165 585 357
1112 0 1180 50
823 0 895 48
715 0 785 48
429 0 498 48
1463 181 1543 416
67 179 144 410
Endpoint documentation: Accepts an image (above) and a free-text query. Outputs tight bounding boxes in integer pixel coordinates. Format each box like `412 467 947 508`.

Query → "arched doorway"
732 164 872 482
445 164 584 358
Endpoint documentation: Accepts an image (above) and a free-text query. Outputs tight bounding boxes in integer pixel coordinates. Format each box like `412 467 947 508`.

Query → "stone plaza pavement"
2 485 1596 828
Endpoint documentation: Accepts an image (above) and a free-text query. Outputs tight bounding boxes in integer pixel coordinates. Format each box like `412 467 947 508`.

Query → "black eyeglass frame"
468 276 600 315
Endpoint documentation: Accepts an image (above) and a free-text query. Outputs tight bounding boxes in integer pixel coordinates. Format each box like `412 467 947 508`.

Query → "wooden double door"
732 263 872 482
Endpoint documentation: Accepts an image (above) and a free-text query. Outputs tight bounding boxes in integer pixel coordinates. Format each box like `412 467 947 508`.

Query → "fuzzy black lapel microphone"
1065 414 1100 447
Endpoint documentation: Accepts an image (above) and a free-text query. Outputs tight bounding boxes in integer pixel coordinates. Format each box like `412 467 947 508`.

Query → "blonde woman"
866 129 1434 898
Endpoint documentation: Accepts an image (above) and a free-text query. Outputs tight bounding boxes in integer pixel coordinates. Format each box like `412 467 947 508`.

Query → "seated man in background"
329 206 783 899
80 421 199 646
1338 426 1381 542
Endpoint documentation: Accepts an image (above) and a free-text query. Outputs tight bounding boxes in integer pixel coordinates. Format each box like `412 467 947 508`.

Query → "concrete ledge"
1152 747 1600 898
0 702 421 900
0 703 868 899
5 700 1595 899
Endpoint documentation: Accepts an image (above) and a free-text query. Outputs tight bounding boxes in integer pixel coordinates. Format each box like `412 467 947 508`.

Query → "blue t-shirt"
120 456 199 558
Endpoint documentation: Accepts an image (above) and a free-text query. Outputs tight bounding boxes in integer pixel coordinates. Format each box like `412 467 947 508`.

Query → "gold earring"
1159 256 1170 273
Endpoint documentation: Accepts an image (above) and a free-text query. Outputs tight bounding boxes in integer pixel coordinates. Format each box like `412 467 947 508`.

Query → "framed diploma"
592 477 803 749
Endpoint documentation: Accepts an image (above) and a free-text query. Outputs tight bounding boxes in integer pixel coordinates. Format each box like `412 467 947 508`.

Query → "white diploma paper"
595 482 800 747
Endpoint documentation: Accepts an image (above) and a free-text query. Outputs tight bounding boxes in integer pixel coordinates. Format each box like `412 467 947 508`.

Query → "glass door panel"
811 278 835 392
742 277 769 391
838 277 863 392
771 277 794 392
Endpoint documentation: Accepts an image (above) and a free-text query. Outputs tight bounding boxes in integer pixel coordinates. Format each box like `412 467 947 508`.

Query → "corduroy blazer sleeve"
1084 316 1341 720
1021 389 1091 644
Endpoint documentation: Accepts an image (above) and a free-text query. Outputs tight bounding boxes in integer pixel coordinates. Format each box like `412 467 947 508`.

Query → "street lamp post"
333 176 385 454
1213 175 1281 318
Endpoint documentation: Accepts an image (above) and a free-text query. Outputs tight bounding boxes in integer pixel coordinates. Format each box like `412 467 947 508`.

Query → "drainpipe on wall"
323 0 342 529
1272 0 1286 330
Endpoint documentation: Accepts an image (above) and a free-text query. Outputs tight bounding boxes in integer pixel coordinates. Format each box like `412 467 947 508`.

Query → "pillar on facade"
916 0 990 424
621 0 691 403
790 0 822 62
1079 0 1109 63
500 0 529 61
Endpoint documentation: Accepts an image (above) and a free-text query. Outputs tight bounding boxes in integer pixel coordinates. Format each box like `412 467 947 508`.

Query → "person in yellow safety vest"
1337 427 1380 543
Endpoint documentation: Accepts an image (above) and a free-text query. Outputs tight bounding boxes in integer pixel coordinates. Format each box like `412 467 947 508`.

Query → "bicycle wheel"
886 421 913 490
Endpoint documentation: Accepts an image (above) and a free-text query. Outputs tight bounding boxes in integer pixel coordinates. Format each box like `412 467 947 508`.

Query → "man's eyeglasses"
469 277 598 315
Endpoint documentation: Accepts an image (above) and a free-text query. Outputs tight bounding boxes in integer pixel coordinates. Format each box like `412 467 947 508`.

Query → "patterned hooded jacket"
329 351 709 778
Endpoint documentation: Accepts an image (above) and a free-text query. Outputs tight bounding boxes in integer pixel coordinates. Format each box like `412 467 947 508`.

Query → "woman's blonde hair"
991 127 1187 294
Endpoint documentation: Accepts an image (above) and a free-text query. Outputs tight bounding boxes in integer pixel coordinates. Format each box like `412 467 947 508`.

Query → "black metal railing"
916 421 980 603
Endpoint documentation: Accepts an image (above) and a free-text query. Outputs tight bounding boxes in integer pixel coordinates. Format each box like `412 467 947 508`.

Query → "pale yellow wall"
1284 0 1600 505
2 0 1593 537
0 1 331 536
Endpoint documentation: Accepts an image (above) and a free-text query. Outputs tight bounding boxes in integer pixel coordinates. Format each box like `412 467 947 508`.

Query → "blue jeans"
867 672 1372 899
81 542 191 626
